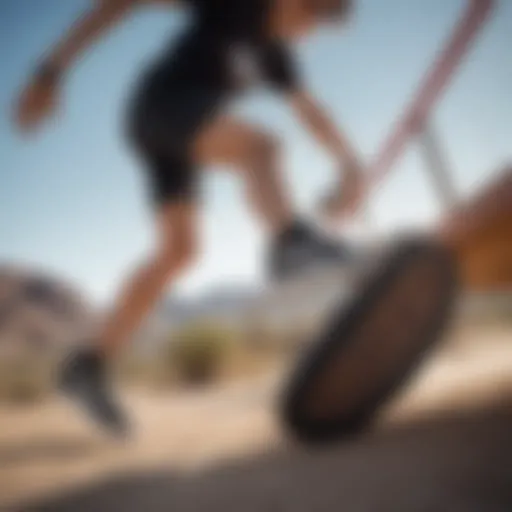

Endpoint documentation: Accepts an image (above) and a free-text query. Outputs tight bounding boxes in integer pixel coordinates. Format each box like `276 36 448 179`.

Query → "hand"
15 64 61 133
318 165 366 222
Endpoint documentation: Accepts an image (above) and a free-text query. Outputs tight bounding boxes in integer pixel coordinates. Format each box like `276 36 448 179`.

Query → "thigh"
191 115 275 169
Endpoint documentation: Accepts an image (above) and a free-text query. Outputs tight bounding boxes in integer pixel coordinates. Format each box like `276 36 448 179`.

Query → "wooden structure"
439 166 512 290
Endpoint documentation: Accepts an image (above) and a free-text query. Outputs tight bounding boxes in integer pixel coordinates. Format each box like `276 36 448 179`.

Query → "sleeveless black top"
149 0 300 93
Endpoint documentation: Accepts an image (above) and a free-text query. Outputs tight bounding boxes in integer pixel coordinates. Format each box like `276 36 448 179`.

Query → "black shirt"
150 0 300 93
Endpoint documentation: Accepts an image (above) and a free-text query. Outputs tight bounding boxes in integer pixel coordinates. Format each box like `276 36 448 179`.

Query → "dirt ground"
1 326 512 512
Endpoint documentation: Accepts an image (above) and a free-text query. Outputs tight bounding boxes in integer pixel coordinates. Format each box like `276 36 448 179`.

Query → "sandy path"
1 327 512 511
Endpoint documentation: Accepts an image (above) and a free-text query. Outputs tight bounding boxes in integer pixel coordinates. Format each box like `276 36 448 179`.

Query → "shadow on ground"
23 397 512 512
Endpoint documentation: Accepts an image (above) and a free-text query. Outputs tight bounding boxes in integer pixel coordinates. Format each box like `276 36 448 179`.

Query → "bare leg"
193 116 296 234
98 201 198 357
57 202 198 434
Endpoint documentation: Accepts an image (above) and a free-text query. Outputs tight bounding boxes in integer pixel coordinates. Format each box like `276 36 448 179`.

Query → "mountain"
144 264 358 344
0 263 95 354
155 284 259 329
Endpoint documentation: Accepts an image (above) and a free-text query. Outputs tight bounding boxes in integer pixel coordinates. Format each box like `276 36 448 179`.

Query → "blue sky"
0 0 510 304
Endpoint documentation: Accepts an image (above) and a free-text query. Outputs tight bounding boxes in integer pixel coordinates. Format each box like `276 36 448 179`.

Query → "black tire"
280 235 459 445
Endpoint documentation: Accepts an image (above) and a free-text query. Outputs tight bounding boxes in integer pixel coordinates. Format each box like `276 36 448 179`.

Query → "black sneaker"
269 221 356 281
57 347 129 438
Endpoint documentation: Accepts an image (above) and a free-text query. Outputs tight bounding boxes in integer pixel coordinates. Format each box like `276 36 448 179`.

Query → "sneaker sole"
280 235 458 445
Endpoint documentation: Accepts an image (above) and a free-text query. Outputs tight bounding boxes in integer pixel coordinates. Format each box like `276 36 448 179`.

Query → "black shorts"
127 77 224 207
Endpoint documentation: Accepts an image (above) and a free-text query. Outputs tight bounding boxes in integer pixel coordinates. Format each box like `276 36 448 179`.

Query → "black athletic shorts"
127 76 225 207
125 0 299 208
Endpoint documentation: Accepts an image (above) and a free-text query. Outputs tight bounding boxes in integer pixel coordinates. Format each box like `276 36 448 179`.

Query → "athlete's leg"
99 200 198 357
192 116 354 279
58 199 198 436
58 115 202 435
192 116 295 234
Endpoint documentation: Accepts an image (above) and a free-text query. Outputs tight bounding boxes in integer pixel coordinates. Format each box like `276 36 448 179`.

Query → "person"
15 0 365 436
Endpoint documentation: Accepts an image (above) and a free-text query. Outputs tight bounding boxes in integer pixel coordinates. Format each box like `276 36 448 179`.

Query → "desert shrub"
164 322 237 387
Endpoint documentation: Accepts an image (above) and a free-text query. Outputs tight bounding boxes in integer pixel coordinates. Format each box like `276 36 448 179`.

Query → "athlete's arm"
14 0 175 132
291 90 366 219
260 41 361 170
290 90 361 171
260 39 365 219
44 0 159 72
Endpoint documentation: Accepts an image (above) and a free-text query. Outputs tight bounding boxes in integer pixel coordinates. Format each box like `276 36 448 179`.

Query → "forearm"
43 0 140 71
291 90 361 170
